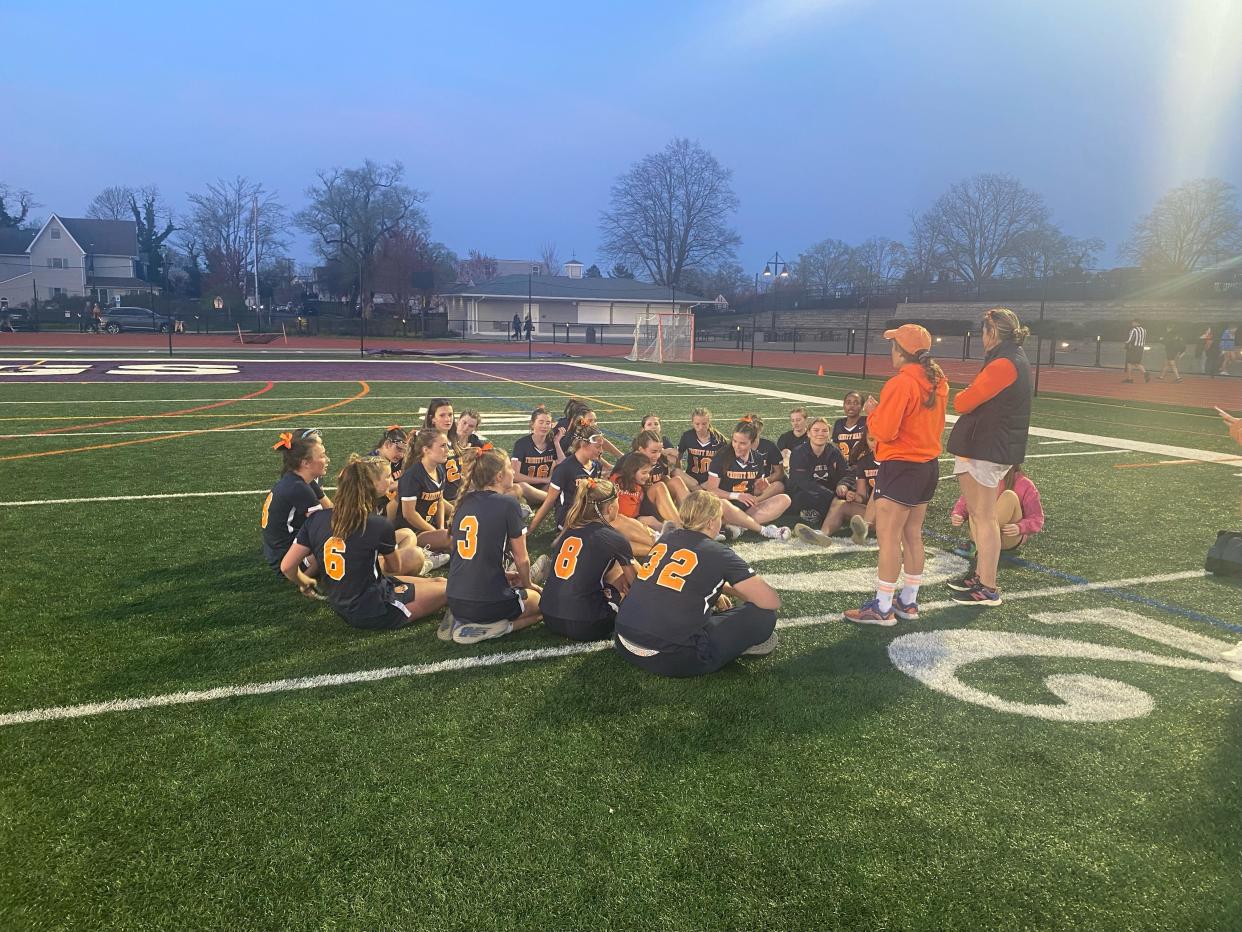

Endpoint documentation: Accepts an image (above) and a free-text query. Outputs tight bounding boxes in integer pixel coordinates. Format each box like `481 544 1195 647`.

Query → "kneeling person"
614 491 781 677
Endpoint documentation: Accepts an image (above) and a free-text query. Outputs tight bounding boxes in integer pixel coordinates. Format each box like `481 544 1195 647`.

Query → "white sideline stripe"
0 427 533 441
0 569 1211 729
0 391 741 405
569 362 1242 464
2 489 283 506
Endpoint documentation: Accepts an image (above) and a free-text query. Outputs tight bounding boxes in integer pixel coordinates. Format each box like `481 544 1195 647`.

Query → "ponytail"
273 428 323 476
403 427 444 470
897 347 946 409
692 407 727 445
983 307 1030 346
560 477 618 534
455 445 509 502
331 454 387 540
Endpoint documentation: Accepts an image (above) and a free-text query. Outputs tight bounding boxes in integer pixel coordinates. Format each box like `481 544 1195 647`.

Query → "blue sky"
4 0 1240 272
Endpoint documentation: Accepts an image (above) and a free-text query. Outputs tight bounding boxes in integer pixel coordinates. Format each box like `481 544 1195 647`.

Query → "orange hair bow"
479 441 494 452
386 424 402 433
586 477 597 488
272 431 293 450
738 415 754 424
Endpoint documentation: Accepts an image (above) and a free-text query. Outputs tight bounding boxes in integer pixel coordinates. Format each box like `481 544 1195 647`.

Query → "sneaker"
946 572 978 593
1175 377 1184 383
1230 669 1242 684
1121 378 1134 383
794 522 833 547
1220 642 1242 663
530 553 551 586
842 598 896 627
893 596 919 621
452 619 514 645
743 630 779 656
849 514 869 545
436 608 456 642
518 501 534 520
950 582 1002 606
726 524 745 540
425 551 450 572
714 533 727 542
761 524 791 541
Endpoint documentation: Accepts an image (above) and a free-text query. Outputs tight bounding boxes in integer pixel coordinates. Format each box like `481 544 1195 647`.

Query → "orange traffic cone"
816 365 824 377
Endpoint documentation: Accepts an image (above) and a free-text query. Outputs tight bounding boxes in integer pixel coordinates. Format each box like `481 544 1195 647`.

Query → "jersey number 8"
260 492 272 528
553 536 582 579
456 515 479 559
324 536 346 580
634 542 699 592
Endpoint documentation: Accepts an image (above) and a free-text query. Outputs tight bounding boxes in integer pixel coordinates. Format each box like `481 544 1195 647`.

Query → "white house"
0 215 157 308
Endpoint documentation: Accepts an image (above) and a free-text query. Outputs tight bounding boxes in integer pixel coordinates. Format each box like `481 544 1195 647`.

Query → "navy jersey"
777 429 808 455
755 438 783 478
511 433 558 481
788 443 848 496
444 446 463 501
615 529 756 649
295 510 399 623
540 522 632 622
548 456 603 528
848 448 880 498
368 448 402 477
708 447 765 496
832 416 868 461
678 429 725 483
398 461 446 524
447 490 526 600
261 473 325 568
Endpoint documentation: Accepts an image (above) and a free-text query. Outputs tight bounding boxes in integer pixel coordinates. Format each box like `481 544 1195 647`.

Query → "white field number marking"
888 609 1237 722
106 364 240 375
0 364 91 376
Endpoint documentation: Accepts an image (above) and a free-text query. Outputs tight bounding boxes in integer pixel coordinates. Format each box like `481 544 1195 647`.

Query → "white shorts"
953 456 1011 488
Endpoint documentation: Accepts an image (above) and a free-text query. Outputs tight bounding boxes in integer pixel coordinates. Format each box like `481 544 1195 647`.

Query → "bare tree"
86 186 136 221
296 160 427 306
0 183 37 228
457 250 498 285
849 237 909 292
539 242 561 276
1123 178 1241 272
129 187 175 285
1005 225 1103 279
599 138 741 286
682 262 749 304
902 210 945 296
923 173 1050 283
608 263 635 279
794 238 854 291
182 177 289 300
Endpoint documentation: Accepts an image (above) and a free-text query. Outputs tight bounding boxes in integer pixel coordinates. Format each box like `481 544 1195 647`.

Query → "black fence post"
792 328 798 354
963 332 970 361
750 314 757 368
861 308 872 379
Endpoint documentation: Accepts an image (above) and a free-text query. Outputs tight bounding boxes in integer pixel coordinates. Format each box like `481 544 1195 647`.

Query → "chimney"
564 259 583 279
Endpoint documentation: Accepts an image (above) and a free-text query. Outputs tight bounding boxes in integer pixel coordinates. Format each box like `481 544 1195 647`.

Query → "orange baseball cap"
883 323 932 356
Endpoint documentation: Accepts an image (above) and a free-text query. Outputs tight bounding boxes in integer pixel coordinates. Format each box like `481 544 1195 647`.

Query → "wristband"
729 492 740 501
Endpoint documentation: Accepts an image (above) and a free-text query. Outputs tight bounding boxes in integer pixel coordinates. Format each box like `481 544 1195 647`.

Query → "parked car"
98 307 176 334
0 309 34 332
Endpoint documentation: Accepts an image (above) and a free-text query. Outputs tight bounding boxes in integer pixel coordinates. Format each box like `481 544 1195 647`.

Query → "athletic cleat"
761 524 791 541
742 630 779 656
436 609 456 642
1220 642 1242 663
726 524 745 540
950 583 1002 606
946 572 979 593
843 599 896 627
794 522 833 547
893 597 919 621
530 553 551 586
849 514 869 546
452 619 514 645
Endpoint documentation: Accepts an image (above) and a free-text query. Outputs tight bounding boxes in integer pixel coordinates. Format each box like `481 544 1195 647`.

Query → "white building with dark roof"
0 215 157 307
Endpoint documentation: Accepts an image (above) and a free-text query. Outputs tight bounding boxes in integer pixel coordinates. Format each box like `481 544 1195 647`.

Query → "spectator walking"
511 313 522 342
524 313 533 341
91 303 102 334
1159 326 1185 382
1122 319 1148 383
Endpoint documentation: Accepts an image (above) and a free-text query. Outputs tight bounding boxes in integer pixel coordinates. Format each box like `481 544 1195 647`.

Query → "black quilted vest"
947 341 1032 465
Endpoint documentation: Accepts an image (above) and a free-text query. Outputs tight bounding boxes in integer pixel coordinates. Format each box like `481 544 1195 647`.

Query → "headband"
272 431 293 450
478 441 494 452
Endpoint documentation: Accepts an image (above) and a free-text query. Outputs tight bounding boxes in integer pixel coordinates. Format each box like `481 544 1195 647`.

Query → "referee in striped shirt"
1123 319 1149 383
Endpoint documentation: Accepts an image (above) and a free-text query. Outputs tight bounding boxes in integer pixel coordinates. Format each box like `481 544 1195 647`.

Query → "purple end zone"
0 359 649 383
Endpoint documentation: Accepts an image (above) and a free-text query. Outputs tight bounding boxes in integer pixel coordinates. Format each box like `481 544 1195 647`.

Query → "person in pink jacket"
950 465 1044 553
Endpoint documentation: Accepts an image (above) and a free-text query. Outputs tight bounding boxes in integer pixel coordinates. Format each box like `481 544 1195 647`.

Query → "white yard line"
0 569 1212 729
570 362 1242 465
0 427 534 441
0 391 746 405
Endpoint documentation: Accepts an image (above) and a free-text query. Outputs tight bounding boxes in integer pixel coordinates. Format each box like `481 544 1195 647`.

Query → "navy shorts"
346 578 417 631
544 610 616 642
874 459 939 507
449 587 526 625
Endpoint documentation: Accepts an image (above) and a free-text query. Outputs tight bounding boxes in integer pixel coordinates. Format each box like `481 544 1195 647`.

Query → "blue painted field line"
925 530 1241 633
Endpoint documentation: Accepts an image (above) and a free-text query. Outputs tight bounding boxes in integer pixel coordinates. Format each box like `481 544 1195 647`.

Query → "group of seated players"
258 394 1040 677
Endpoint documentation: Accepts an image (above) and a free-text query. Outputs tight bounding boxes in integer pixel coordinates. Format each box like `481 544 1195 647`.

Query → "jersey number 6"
634 542 699 592
456 515 479 560
324 536 346 580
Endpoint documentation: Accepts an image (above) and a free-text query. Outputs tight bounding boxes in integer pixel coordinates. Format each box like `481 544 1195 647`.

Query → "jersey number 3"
456 515 479 559
634 542 699 592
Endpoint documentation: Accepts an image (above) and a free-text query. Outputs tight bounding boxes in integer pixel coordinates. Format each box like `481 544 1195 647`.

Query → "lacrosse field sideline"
0 357 1239 930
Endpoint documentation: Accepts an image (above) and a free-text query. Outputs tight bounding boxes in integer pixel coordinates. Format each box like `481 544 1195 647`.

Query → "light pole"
753 252 789 352
527 264 539 361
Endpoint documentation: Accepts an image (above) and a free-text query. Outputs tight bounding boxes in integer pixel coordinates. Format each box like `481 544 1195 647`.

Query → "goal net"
625 311 695 363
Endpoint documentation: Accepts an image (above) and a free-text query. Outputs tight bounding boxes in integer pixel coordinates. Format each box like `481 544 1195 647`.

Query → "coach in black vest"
945 308 1033 606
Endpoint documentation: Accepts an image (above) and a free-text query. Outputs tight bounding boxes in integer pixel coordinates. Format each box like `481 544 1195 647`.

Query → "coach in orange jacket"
946 307 1033 606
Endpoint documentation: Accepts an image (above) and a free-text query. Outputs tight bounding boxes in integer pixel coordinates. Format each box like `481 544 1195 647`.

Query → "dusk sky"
5 0 1241 273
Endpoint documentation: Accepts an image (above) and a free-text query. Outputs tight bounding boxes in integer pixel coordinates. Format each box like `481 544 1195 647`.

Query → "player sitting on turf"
842 324 948 626
637 415 688 501
839 425 880 545
535 478 637 642
614 491 781 676
368 424 407 522
832 391 868 462
744 414 787 504
703 418 792 540
631 429 690 510
611 451 679 533
949 465 1044 567
777 405 810 471
441 446 543 645
511 406 565 507
397 428 454 570
789 417 851 546
556 398 624 460
677 406 727 492
282 455 447 629
423 398 460 514
261 428 333 588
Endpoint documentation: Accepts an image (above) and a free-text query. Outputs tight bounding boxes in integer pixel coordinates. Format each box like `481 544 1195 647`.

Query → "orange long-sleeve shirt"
869 364 949 462
953 357 1018 414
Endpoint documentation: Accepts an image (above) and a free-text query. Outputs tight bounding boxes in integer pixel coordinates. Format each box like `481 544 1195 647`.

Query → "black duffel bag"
1205 531 1242 577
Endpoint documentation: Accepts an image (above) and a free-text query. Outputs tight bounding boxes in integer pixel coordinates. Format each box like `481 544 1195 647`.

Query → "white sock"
900 574 923 604
875 578 897 612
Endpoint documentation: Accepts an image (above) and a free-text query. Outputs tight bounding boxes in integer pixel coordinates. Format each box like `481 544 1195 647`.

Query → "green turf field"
1 358 1239 930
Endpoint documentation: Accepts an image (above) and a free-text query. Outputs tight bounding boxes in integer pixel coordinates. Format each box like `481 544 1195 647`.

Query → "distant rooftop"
445 274 703 304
